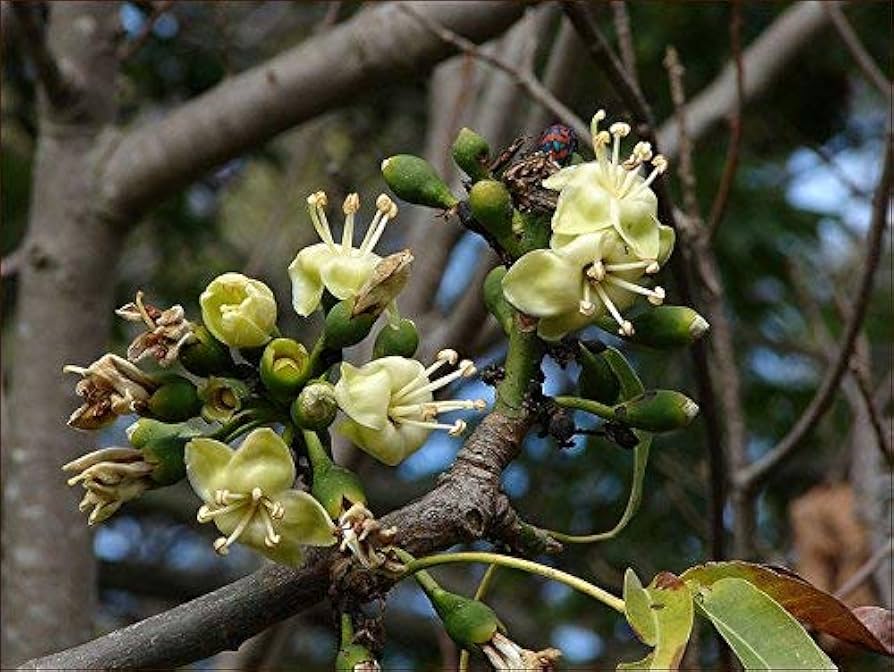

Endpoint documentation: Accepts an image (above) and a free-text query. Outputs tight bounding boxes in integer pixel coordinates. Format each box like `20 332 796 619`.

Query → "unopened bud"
324 299 377 350
452 127 491 182
373 318 419 358
178 324 234 377
469 179 513 240
415 571 503 650
291 382 338 431
600 306 710 349
260 338 310 399
147 376 202 422
198 377 249 423
381 155 458 210
612 389 699 432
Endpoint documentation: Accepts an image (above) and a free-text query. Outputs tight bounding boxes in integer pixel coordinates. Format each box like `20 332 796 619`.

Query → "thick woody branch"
737 128 893 490
97 1 527 223
10 2 75 109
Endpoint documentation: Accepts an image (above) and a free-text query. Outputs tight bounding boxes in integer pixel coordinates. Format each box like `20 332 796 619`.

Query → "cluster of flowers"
62 191 486 567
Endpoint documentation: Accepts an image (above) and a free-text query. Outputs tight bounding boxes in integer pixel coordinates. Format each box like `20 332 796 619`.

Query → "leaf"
619 571 693 671
601 346 645 400
585 432 651 541
694 577 837 671
682 561 893 656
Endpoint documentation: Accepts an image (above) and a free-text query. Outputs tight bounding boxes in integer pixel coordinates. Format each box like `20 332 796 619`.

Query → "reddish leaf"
682 561 893 656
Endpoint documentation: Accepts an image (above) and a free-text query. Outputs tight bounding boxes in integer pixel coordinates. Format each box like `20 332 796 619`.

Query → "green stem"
402 551 624 613
302 428 332 473
495 319 544 416
340 612 354 645
554 395 615 421
393 548 443 600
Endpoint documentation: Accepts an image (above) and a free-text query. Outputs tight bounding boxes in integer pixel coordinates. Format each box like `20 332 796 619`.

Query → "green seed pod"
430 588 503 650
291 382 339 431
324 299 377 350
381 155 458 210
452 127 491 182
260 338 310 398
304 430 367 518
147 376 202 422
483 266 513 334
577 344 620 405
469 179 513 240
598 306 710 349
373 319 419 358
612 389 699 432
179 324 233 377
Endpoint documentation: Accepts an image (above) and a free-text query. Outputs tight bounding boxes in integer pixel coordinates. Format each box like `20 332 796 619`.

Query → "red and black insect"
536 123 578 166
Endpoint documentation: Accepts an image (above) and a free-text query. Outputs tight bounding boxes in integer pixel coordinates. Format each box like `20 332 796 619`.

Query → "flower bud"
612 389 699 432
200 272 277 348
452 127 491 182
260 338 310 399
598 305 709 349
469 179 513 241
428 586 503 650
304 429 367 520
483 266 514 335
291 381 339 431
179 324 234 377
373 319 419 359
198 377 249 423
577 344 620 405
324 299 377 350
147 376 202 422
381 154 458 210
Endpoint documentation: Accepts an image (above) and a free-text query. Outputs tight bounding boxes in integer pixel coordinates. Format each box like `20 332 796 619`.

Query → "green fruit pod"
381 154 458 210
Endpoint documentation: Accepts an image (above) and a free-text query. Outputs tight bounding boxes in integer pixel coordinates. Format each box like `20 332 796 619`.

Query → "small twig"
611 1 638 87
118 0 176 61
833 539 894 601
706 0 744 239
824 4 891 100
850 359 894 466
399 4 589 141
11 2 74 108
663 46 699 219
738 126 893 490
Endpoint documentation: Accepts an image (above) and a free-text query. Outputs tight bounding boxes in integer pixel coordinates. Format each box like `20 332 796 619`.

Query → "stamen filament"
594 284 634 336
603 261 652 272
307 196 337 251
603 275 664 302
197 499 247 522
358 211 384 255
213 501 256 555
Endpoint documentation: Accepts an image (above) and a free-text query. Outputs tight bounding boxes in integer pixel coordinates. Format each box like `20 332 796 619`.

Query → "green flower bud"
304 430 366 519
577 344 620 405
452 127 491 182
291 382 339 431
373 319 419 358
127 417 187 449
381 155 458 210
612 390 699 432
598 305 710 349
148 376 202 422
200 272 277 348
469 179 513 240
198 377 249 423
324 299 377 350
483 266 514 335
422 581 503 650
260 338 310 399
179 324 234 377
126 418 200 485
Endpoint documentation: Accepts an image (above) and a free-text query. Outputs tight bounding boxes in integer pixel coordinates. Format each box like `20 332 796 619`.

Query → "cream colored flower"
289 191 399 317
334 351 486 466
185 428 336 566
200 273 277 349
543 110 669 261
501 229 674 340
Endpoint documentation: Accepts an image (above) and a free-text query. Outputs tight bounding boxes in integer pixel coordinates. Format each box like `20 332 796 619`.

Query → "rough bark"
1 3 121 665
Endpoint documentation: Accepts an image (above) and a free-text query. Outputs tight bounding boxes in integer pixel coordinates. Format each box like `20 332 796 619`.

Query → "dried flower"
64 354 157 430
116 291 194 367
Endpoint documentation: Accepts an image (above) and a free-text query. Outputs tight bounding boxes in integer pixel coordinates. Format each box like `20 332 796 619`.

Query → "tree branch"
824 4 891 100
737 126 893 490
10 2 75 109
97 1 528 223
656 1 837 158
398 3 589 141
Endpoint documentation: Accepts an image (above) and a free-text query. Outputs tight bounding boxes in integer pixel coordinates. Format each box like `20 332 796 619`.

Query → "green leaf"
682 561 893 656
619 571 693 671
693 577 836 671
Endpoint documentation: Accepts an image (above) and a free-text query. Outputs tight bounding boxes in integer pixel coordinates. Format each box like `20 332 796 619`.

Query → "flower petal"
551 182 615 235
277 490 338 546
537 309 596 341
502 249 583 318
224 428 296 495
614 192 660 260
288 244 331 317
334 362 392 430
185 438 234 502
542 164 583 191
320 253 380 301
657 222 675 266
337 418 427 466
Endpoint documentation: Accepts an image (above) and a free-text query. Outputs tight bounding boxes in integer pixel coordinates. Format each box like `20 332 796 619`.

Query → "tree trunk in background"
1 3 121 665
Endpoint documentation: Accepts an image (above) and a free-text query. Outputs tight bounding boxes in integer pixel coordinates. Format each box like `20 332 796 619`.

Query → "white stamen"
586 260 606 282
342 193 360 248
603 275 665 303
609 122 630 166
646 261 661 274
594 283 634 336
307 192 337 251
630 155 668 197
603 260 653 272
213 500 256 556
580 283 596 315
